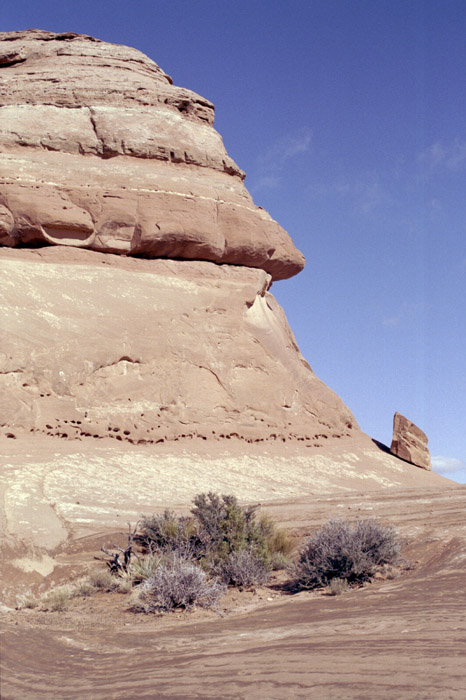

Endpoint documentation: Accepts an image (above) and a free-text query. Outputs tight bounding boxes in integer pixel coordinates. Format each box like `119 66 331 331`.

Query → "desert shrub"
259 514 294 557
191 493 291 570
40 586 72 612
328 578 349 596
115 573 134 594
137 493 291 584
132 554 225 613
269 551 292 571
292 519 400 591
73 578 96 597
126 553 162 584
17 592 39 609
352 519 400 566
191 492 256 559
217 548 270 588
138 510 199 557
87 568 120 591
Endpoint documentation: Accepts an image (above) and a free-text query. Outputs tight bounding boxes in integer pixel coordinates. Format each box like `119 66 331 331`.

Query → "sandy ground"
2 464 465 700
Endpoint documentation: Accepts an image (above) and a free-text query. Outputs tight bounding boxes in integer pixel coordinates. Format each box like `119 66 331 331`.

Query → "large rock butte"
0 32 455 603
0 30 357 445
0 30 304 281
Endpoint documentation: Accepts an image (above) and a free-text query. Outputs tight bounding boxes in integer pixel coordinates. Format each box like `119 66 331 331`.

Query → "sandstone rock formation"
390 412 432 470
0 30 358 446
0 30 304 281
0 33 457 634
0 246 355 444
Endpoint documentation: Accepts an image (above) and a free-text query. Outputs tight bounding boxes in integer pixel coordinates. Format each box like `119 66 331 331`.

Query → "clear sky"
2 1 465 482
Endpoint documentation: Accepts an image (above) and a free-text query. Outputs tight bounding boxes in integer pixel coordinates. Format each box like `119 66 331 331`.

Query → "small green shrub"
132 554 225 613
292 519 400 591
189 492 256 562
191 493 292 568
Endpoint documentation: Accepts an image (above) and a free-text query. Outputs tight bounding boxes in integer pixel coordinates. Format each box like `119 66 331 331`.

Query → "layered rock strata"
0 30 304 281
0 30 358 446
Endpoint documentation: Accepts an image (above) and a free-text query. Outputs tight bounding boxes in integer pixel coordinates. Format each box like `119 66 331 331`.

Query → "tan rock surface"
0 430 454 594
390 411 432 470
0 30 304 280
2 474 465 699
0 246 354 445
1 246 451 600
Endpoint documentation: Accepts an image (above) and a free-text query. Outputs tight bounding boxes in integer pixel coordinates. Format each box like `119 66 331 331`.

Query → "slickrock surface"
2 481 465 700
390 411 432 470
0 431 454 599
0 246 354 444
0 30 304 280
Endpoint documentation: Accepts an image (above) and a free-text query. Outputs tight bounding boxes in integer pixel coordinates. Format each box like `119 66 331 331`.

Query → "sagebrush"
131 554 225 613
86 492 292 614
216 548 270 587
138 492 292 579
292 518 400 590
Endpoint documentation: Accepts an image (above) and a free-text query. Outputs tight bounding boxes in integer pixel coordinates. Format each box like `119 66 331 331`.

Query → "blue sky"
2 1 465 482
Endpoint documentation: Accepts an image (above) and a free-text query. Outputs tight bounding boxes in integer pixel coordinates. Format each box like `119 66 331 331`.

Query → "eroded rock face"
0 30 358 449
390 412 432 470
0 247 355 444
0 30 304 281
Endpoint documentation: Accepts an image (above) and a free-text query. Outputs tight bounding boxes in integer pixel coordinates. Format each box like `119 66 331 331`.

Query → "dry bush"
126 553 163 584
260 515 294 557
40 586 73 612
137 493 291 586
292 519 400 591
328 578 349 596
73 578 96 597
132 554 225 613
16 592 39 609
217 549 270 588
138 510 198 557
269 551 292 571
114 572 135 594
87 568 120 591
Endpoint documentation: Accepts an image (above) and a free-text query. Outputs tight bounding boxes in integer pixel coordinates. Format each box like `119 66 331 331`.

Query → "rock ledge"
0 30 304 280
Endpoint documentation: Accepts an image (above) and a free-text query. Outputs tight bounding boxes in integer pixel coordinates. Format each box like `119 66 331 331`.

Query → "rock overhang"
0 29 305 281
